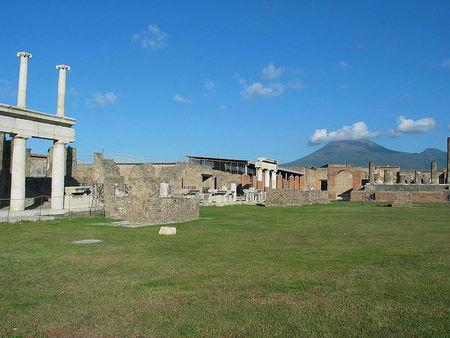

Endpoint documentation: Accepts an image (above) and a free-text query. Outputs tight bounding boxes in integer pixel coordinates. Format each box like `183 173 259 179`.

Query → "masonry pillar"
10 135 29 211
369 161 375 184
430 162 438 184
447 137 450 184
51 141 66 210
256 168 263 189
264 170 270 189
16 52 32 108
271 170 277 189
230 183 237 201
384 170 394 184
415 171 421 184
56 65 70 117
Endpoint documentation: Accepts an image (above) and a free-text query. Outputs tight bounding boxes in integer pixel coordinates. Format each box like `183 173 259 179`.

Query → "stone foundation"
392 192 412 207
265 190 329 207
105 196 199 223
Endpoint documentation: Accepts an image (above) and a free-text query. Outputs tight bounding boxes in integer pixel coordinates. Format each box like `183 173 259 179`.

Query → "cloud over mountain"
309 122 381 144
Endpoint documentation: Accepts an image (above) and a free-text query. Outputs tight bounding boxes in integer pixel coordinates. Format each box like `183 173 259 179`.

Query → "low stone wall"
392 192 412 207
374 191 446 203
350 191 373 201
265 190 329 207
105 196 199 223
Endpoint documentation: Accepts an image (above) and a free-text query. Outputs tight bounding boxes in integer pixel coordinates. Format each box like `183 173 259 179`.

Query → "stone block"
159 226 176 235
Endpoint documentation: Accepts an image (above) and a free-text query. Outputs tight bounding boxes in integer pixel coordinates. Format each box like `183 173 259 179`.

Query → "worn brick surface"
265 190 329 207
105 196 199 223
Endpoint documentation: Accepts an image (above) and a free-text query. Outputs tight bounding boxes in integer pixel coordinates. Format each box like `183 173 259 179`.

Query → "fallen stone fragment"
159 227 176 235
72 239 103 244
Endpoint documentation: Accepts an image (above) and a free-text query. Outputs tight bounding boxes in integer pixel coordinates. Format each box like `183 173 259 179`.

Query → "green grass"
1 202 449 337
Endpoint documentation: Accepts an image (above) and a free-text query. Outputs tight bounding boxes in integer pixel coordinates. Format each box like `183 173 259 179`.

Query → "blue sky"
0 0 449 163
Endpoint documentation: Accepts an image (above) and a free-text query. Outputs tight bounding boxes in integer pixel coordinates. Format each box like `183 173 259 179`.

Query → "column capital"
17 51 32 58
12 134 31 140
56 64 71 71
54 140 68 145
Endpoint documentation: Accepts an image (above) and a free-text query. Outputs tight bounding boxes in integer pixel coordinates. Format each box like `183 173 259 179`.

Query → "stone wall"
265 190 329 207
105 196 199 223
375 192 446 203
125 162 245 197
392 192 412 207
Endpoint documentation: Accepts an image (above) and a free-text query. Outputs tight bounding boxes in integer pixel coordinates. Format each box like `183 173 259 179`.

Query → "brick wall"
350 191 373 201
105 196 199 223
265 190 329 207
374 191 446 203
392 192 412 207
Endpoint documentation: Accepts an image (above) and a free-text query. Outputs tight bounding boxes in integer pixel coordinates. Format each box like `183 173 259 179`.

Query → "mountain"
282 140 447 170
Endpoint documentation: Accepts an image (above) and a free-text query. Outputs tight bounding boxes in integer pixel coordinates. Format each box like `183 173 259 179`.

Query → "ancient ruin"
0 51 448 223
0 52 76 216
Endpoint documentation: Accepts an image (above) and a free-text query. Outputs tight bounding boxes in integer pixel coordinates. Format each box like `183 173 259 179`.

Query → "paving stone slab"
72 239 103 244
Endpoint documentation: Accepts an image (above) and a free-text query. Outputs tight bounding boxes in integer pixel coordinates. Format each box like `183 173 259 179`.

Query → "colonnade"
9 52 71 211
256 168 278 189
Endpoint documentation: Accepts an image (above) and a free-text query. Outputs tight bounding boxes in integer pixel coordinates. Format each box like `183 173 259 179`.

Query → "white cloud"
204 80 215 95
172 94 191 103
241 82 284 99
440 58 450 69
218 104 227 110
133 24 168 50
309 122 381 144
0 79 15 98
262 63 285 80
339 61 351 69
393 115 436 135
86 92 117 108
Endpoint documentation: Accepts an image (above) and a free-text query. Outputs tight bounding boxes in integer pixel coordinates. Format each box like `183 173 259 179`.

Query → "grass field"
1 202 449 337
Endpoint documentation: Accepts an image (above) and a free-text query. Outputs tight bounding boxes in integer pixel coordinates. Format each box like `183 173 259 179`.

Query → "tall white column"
16 51 32 108
51 141 66 210
257 168 263 181
10 135 28 211
264 170 270 188
271 170 277 189
56 65 70 117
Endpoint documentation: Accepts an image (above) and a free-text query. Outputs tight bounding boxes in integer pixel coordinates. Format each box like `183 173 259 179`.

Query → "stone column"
51 140 66 210
430 162 438 184
256 168 263 189
56 65 70 117
447 137 450 184
264 170 270 188
415 171 421 184
369 161 375 184
16 51 32 108
384 170 394 184
271 170 277 189
230 183 237 201
10 135 29 211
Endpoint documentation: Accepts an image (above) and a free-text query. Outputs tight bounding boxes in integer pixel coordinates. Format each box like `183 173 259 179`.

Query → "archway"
336 170 353 200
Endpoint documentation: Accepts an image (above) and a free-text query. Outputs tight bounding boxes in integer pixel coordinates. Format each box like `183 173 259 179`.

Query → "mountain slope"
282 140 447 169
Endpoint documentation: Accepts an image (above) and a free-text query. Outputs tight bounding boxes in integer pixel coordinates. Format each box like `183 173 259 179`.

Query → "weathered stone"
159 226 176 235
72 239 102 244
265 190 329 207
105 196 199 223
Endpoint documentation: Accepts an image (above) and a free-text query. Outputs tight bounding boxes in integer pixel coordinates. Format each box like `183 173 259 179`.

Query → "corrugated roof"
187 155 248 163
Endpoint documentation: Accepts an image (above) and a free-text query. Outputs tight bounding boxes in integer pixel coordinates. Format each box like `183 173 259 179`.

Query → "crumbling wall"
265 190 329 207
126 162 244 197
105 196 199 223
